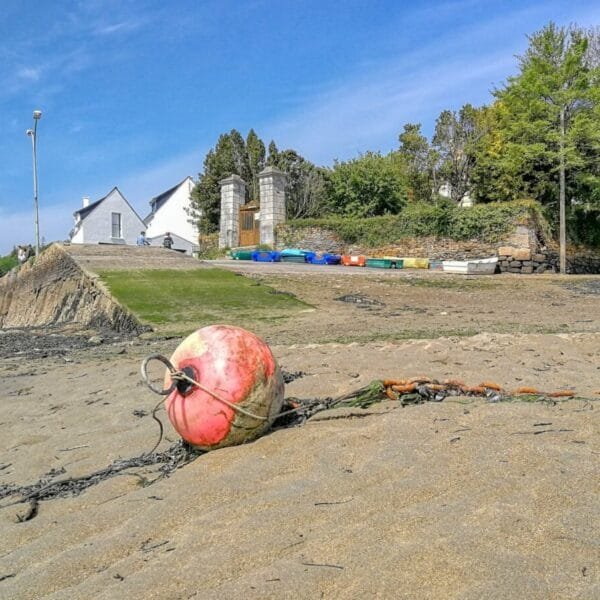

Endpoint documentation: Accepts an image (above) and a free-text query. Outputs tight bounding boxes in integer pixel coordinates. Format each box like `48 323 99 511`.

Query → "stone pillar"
218 175 246 248
258 166 287 247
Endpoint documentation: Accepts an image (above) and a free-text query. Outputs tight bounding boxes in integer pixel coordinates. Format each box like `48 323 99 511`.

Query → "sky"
1 0 598 255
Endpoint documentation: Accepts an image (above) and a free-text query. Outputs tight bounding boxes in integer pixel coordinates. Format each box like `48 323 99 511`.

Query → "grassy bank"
98 268 310 335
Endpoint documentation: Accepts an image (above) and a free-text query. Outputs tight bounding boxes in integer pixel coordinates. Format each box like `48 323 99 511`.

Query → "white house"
144 176 198 254
70 187 146 245
438 183 473 208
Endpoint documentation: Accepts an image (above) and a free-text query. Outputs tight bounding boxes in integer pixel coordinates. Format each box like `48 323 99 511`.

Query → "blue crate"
251 250 281 262
307 253 342 265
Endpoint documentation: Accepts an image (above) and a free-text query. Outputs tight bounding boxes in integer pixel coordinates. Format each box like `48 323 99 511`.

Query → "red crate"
341 254 366 267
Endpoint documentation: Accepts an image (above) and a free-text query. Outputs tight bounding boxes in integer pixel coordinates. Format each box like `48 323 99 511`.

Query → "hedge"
283 200 546 247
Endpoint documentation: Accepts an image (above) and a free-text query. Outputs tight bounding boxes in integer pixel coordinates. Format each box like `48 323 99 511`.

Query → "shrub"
0 253 18 276
567 206 600 247
283 200 544 247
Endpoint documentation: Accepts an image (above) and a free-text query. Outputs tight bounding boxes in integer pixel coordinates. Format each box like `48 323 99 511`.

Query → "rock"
509 261 522 267
498 246 516 257
532 253 546 262
521 266 534 274
88 335 104 345
513 248 531 260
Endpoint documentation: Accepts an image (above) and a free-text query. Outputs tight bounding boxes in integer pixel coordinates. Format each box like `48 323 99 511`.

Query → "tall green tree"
397 123 439 202
432 104 484 203
246 129 266 202
326 152 408 217
190 129 252 234
267 143 329 218
487 23 599 271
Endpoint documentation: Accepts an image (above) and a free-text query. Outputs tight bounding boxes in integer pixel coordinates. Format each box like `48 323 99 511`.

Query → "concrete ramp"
61 243 207 273
0 243 204 333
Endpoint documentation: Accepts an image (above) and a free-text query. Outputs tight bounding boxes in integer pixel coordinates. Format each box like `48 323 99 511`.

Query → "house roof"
73 186 145 223
144 176 192 224
73 188 116 219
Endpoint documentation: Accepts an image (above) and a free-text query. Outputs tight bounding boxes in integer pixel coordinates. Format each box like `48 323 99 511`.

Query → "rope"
140 354 268 422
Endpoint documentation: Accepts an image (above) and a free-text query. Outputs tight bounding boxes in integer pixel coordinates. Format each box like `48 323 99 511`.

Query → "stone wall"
276 223 600 274
276 226 344 253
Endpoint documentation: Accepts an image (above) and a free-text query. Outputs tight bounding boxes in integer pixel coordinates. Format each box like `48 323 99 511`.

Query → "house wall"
71 223 84 244
74 190 145 245
145 179 198 244
147 233 196 254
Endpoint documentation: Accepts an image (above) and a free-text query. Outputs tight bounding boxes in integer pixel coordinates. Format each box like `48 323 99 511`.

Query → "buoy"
163 325 284 450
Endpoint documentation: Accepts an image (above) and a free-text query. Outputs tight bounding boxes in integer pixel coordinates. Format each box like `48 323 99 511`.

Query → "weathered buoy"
163 325 284 450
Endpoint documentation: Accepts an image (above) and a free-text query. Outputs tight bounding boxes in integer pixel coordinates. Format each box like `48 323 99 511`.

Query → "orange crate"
341 254 366 267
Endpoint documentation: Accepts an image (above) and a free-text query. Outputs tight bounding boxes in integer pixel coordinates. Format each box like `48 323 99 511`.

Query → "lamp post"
26 109 42 257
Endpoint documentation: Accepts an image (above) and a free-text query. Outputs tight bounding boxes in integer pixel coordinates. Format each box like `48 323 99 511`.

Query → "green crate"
231 250 254 260
280 255 307 263
366 258 393 269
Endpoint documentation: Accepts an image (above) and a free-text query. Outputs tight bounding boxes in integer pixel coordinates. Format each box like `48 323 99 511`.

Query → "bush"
567 206 600 247
284 200 543 247
0 253 18 276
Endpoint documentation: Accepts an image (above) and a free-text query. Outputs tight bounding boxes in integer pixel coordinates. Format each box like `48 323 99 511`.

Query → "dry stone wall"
276 223 600 274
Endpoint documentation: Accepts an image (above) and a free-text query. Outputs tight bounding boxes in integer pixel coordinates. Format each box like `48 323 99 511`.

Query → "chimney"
82 196 90 207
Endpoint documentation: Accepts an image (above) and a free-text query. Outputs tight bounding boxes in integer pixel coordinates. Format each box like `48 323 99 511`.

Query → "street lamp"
26 109 42 257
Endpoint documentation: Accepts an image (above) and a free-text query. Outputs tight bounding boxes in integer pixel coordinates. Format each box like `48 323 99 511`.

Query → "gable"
75 187 145 224
145 176 193 222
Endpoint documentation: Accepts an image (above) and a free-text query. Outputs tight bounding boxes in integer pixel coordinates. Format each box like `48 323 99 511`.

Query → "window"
111 212 122 238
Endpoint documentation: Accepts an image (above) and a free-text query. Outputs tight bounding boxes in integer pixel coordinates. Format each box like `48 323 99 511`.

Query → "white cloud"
17 67 41 81
93 19 145 36
264 51 513 164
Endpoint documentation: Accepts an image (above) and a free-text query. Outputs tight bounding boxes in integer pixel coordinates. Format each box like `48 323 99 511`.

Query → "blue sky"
1 0 598 254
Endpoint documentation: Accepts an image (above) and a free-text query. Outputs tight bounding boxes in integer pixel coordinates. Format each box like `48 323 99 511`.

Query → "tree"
492 23 599 272
189 129 253 234
397 123 439 202
267 143 329 218
245 129 266 202
432 104 484 203
326 152 408 218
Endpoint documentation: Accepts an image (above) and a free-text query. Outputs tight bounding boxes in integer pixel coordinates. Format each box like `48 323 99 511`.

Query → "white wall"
71 189 146 245
145 178 198 244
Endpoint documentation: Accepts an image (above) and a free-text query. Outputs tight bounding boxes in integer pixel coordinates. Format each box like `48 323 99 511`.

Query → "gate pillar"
258 166 286 247
219 174 246 248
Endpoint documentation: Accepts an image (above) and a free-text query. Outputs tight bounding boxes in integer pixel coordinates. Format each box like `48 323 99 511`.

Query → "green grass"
391 277 501 290
324 322 572 344
98 268 310 335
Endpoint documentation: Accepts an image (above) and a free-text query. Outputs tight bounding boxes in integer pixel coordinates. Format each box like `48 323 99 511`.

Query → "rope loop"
140 354 178 396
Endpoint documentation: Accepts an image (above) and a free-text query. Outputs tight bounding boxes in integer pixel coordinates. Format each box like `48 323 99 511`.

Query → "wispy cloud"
262 2 569 163
93 18 146 36
266 52 513 164
17 67 41 82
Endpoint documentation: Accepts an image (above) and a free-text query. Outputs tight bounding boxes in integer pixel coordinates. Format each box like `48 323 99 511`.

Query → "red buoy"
163 325 284 450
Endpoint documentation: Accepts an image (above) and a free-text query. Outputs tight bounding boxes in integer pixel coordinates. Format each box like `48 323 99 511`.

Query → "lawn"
98 268 310 335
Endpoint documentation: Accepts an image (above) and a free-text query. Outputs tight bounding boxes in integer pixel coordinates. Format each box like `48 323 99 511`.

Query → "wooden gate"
239 203 260 246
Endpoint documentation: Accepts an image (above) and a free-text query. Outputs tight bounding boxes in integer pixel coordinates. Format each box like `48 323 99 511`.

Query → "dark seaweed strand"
0 441 203 507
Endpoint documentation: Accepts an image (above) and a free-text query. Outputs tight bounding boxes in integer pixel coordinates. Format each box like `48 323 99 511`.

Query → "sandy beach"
1 270 599 599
